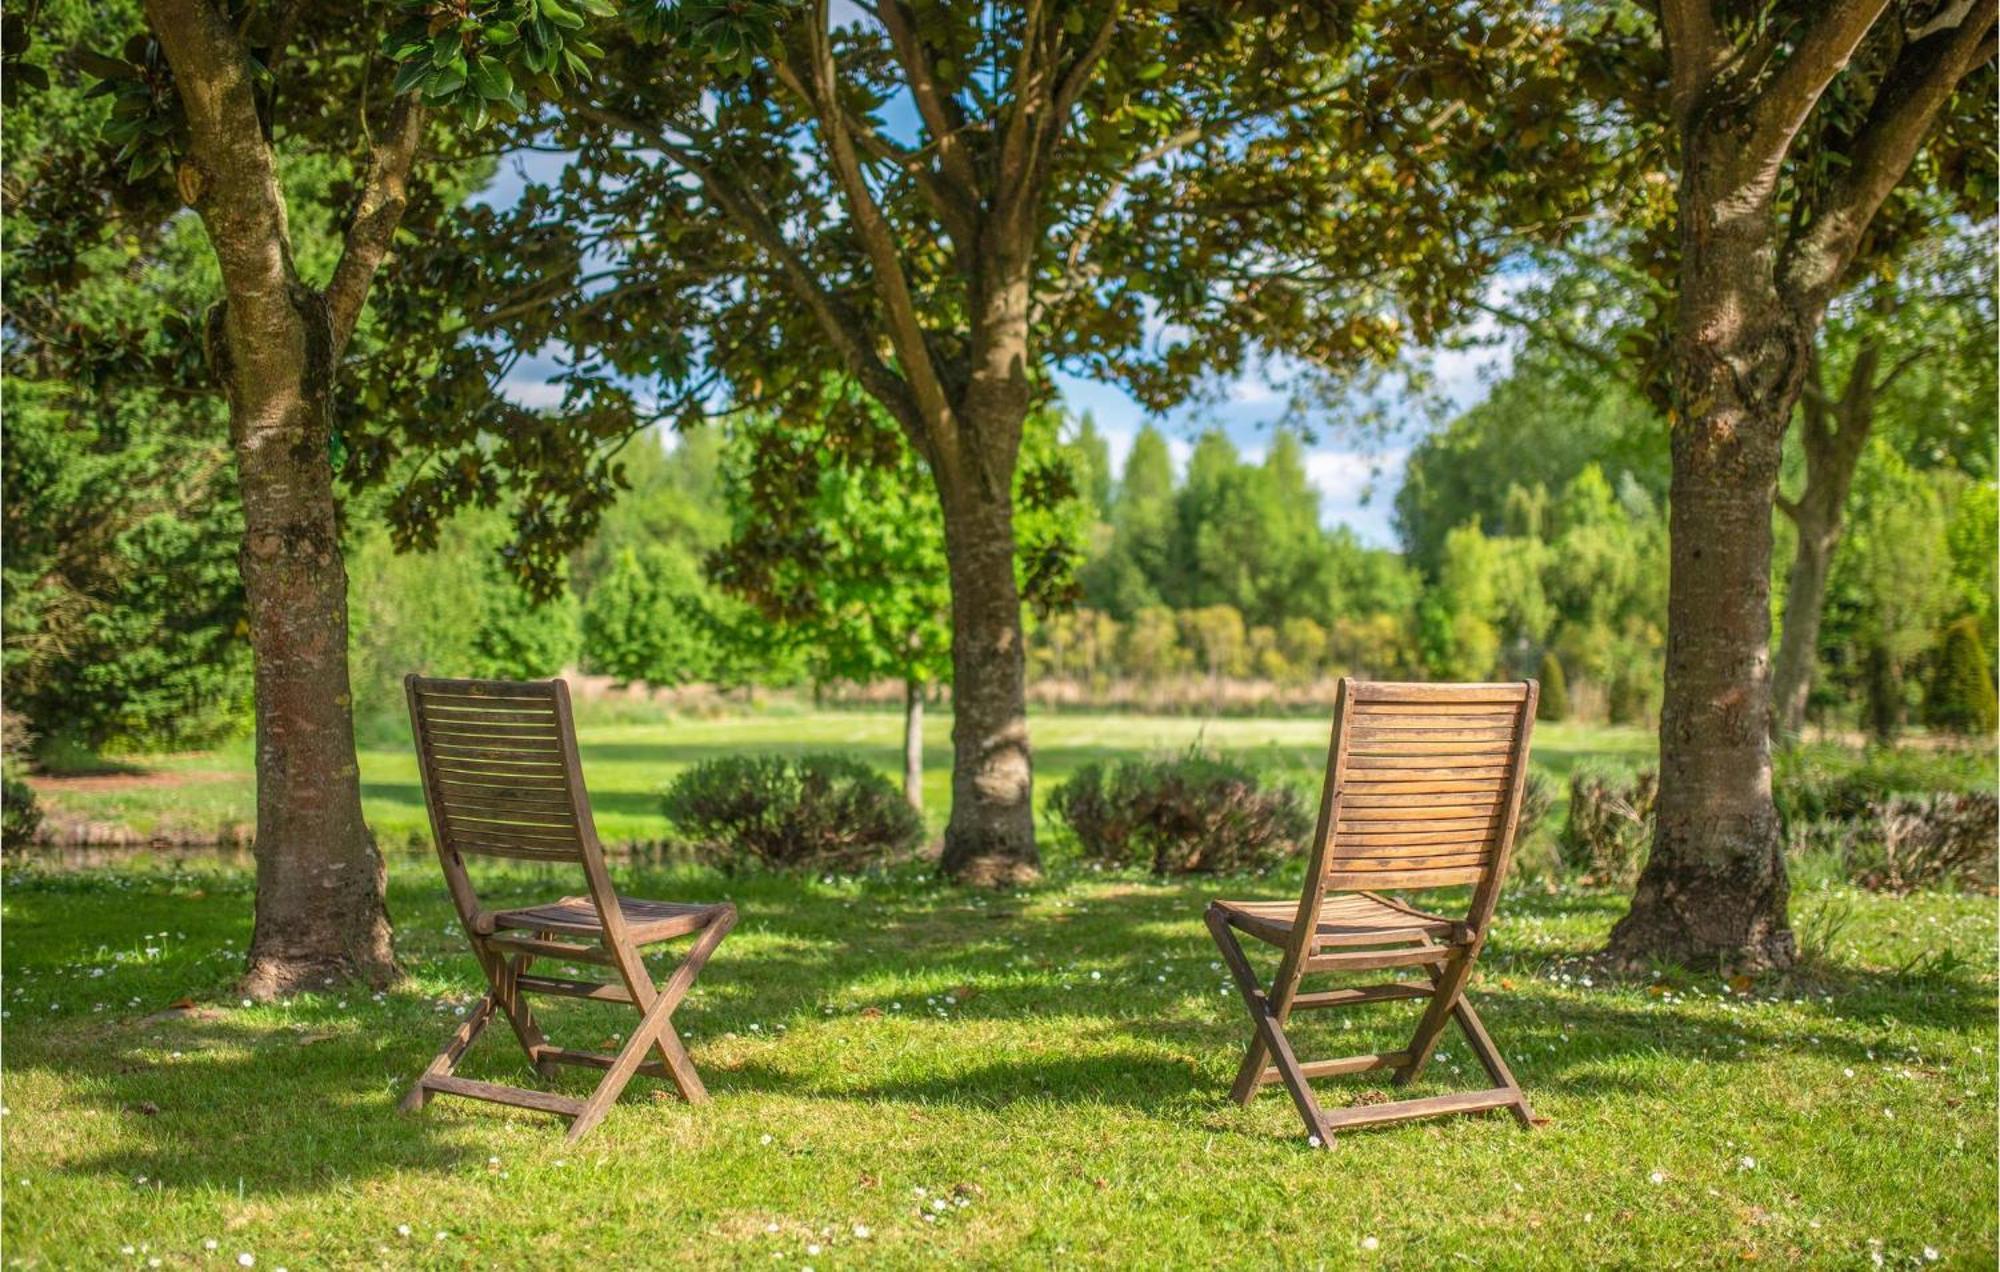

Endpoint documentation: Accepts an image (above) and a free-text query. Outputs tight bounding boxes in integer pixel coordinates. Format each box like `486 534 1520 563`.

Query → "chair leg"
472 941 553 1074
400 993 497 1113
1206 908 1330 1146
1452 996 1534 1127
1393 949 1476 1088
566 958 699 1141
566 912 737 1141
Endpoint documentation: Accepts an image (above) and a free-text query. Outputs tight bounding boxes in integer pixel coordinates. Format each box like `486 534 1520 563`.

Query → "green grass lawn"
3 862 1996 1265
6 710 1993 1265
28 708 1656 847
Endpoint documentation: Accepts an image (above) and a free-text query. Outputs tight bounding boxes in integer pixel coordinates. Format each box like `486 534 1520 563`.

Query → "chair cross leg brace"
568 909 737 1141
401 910 736 1140
1400 960 1534 1128
1207 907 1534 1144
1207 907 1333 1145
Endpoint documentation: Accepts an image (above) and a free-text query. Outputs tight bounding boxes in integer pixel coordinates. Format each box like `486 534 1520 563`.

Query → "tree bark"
148 0 415 996
1609 375 1797 971
903 675 924 812
1607 117 1805 972
222 286 397 998
935 477 1038 884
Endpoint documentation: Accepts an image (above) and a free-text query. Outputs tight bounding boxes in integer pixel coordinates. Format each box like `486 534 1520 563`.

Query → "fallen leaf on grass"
859 1007 883 1019
128 1101 160 1117
293 1029 339 1047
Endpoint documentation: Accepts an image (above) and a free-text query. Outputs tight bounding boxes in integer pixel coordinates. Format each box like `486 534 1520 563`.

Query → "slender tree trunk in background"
1770 342 1880 743
149 0 423 996
936 474 1038 884
903 675 925 812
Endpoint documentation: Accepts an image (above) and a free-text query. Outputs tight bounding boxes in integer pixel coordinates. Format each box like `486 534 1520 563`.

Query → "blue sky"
477 135 1519 551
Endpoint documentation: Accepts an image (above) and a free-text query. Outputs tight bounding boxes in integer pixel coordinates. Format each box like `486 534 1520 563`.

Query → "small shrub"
1536 653 1568 722
1775 744 1995 826
1847 792 1998 894
2 768 42 853
1049 748 1310 875
1925 617 1998 736
1560 767 1656 884
661 753 922 873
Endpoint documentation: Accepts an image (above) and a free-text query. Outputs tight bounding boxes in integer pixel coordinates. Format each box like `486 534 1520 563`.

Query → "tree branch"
1780 3 1997 317
1747 0 1892 157
789 2 954 428
569 101 926 438
873 0 979 198
326 93 425 359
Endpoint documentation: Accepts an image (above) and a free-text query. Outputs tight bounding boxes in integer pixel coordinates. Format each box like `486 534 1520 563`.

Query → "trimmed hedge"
1048 748 1310 875
661 753 921 873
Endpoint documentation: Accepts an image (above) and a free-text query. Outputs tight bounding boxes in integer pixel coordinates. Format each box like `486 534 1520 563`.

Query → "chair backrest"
406 674 600 861
1296 678 1538 935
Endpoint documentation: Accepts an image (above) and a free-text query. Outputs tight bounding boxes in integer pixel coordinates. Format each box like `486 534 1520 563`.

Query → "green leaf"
423 63 468 100
470 56 514 101
538 0 585 30
389 56 432 96
483 22 520 45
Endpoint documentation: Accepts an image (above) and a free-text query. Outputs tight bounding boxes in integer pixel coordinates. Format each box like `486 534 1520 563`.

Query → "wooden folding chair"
1206 678 1539 1145
397 675 736 1141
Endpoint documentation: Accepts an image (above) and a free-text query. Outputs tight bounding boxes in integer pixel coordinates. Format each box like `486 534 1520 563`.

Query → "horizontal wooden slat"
445 810 579 835
1329 851 1491 872
516 975 633 1003
537 1047 672 1080
1337 816 1500 836
1349 725 1518 742
1337 790 1507 809
450 823 580 850
420 720 564 740
433 774 572 797
478 934 614 964
427 744 568 767
419 706 560 726
1352 702 1518 717
1349 682 1528 703
1260 1049 1414 1085
1348 740 1516 757
1337 803 1504 823
1304 946 1453 972
1290 983 1434 1010
1319 1087 1517 1131
424 728 563 750
1323 865 1485 889
430 760 572 780
1335 828 1497 850
421 1073 584 1117
1344 760 1513 779
439 794 577 821
453 839 581 862
1340 778 1511 795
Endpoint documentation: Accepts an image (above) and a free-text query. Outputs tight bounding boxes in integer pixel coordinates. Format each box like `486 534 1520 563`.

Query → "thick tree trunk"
935 479 1038 884
1608 140 1802 971
903 675 924 812
147 0 401 999
1609 394 1797 971
217 289 397 998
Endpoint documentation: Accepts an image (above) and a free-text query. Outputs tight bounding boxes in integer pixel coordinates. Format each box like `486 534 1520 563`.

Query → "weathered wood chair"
399 675 736 1141
1206 678 1539 1144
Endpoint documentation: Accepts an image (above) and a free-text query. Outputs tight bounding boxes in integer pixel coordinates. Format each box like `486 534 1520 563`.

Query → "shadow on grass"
7 864 1992 1189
